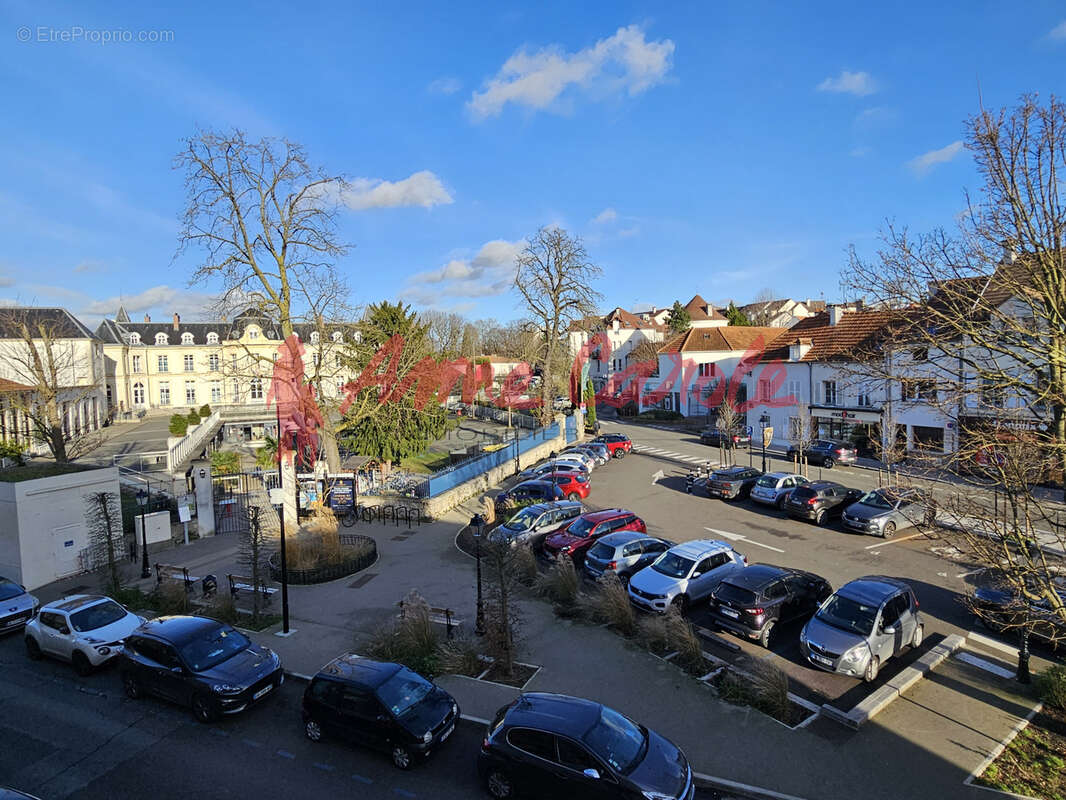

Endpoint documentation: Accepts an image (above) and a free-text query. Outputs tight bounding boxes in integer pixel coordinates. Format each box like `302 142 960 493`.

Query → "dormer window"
332 331 343 343
247 326 260 340
310 331 320 344
206 332 219 345
181 332 194 345
155 333 168 345
129 332 141 345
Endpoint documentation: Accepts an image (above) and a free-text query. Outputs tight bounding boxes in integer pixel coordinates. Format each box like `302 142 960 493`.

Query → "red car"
542 508 646 564
540 471 590 500
591 433 632 459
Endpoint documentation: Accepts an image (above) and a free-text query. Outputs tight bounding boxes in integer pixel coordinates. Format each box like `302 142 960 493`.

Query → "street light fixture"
759 413 770 473
471 513 485 636
136 487 151 579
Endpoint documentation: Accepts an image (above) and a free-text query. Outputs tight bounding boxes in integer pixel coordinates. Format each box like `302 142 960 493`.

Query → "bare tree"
85 491 123 595
716 398 741 466
482 538 523 679
421 310 467 357
514 228 603 422
787 403 814 477
240 505 268 623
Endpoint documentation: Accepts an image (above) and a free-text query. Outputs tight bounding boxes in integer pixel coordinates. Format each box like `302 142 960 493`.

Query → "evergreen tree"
583 378 597 430
666 300 691 332
726 301 752 326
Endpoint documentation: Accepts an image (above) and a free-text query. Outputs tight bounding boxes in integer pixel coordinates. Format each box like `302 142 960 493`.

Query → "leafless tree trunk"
716 398 741 466
85 491 123 595
482 538 523 679
788 403 813 478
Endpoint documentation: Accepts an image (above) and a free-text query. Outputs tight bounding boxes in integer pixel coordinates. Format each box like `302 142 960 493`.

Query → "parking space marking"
313 762 335 772
703 527 786 553
275 749 295 759
955 651 1015 679
241 738 263 748
863 531 924 549
351 774 374 784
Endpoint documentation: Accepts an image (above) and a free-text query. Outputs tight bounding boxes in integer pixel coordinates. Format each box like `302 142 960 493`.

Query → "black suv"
479 692 694 800
705 466 762 500
120 615 283 722
708 565 832 647
699 427 751 448
302 655 459 769
494 480 565 511
783 481 863 525
785 440 857 468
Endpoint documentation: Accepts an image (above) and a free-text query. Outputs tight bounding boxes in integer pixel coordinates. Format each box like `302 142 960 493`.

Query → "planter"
267 534 377 584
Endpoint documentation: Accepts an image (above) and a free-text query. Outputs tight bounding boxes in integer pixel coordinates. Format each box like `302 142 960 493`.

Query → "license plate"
253 684 273 700
720 608 739 619
810 654 833 666
3 616 25 628
440 723 454 742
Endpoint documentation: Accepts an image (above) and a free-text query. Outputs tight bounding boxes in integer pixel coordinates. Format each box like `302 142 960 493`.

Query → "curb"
283 669 313 682
821 633 965 729
692 772 811 800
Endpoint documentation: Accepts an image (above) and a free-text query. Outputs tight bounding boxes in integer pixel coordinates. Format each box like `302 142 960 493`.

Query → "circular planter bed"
267 534 377 584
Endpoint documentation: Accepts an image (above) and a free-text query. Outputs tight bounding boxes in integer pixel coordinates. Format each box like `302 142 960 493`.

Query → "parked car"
540 471 591 501
552 450 596 472
24 595 143 675
748 472 809 509
699 427 751 448
583 533 673 586
490 501 586 548
563 443 610 465
970 582 1066 647
708 565 832 647
841 488 934 538
800 576 923 682
0 576 38 635
785 439 857 469
303 654 459 769
591 433 632 458
705 466 762 501
120 615 284 722
552 396 572 411
627 539 745 614
542 509 646 565
784 481 863 526
494 481 565 512
516 461 587 482
478 692 694 800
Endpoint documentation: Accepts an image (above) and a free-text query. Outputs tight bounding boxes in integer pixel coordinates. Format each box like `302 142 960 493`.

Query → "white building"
568 307 667 391
738 298 824 328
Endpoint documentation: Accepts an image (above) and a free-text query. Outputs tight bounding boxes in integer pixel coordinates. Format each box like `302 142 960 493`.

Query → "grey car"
841 488 934 538
489 501 585 548
583 532 673 585
800 576 924 682
564 443 610 465
0 577 39 635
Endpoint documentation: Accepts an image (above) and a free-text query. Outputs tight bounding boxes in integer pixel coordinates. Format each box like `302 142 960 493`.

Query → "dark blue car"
494 480 565 511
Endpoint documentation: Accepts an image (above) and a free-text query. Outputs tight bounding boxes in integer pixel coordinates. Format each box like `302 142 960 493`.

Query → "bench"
397 599 462 639
227 574 278 606
154 563 213 595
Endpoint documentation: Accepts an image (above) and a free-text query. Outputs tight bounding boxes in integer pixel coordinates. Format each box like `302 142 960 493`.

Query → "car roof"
521 500 582 515
578 508 633 523
721 564 791 589
318 654 403 688
837 576 911 605
804 481 845 491
596 530 650 548
504 692 601 735
49 594 109 612
666 539 731 559
714 466 756 475
138 614 227 643
761 472 794 480
512 480 554 490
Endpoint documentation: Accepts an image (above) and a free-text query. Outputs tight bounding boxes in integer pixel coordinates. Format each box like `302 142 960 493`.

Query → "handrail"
166 409 222 473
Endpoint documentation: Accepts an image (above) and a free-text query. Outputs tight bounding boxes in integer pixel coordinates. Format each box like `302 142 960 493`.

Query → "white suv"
627 540 746 613
25 595 144 675
749 472 808 509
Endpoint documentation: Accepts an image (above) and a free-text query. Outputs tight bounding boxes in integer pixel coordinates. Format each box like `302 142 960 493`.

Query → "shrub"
0 440 25 461
664 607 705 674
210 450 241 474
637 612 672 654
718 660 791 722
152 580 190 615
169 414 189 436
587 574 637 636
366 594 440 676
186 409 201 426
198 404 212 418
512 546 540 587
1036 664 1066 710
435 636 483 677
536 555 580 609
638 409 684 421
204 592 240 625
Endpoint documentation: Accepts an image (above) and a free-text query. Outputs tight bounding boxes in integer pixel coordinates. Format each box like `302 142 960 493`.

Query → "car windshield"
583 706 646 774
587 542 614 560
652 553 695 579
0 578 23 601
755 476 777 488
69 600 127 632
376 667 434 717
178 625 251 671
858 491 894 510
816 594 878 636
568 517 596 537
715 582 758 607
503 508 540 531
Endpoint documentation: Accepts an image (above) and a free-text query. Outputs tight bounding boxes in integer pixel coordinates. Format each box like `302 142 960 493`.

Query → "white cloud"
332 170 453 211
0 274 13 288
428 77 463 95
591 207 618 224
80 285 217 319
73 260 105 274
907 140 964 175
468 25 675 119
401 238 525 308
1049 21 1066 40
817 70 877 97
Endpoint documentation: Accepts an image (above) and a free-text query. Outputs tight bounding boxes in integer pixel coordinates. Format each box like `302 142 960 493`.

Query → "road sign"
745 425 753 437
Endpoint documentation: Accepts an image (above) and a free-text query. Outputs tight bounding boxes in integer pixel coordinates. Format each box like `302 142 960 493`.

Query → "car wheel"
759 620 775 648
391 744 413 770
672 594 689 614
617 573 630 588
567 492 580 501
305 719 323 742
864 656 880 683
882 522 896 539
72 650 93 677
911 624 924 649
776 494 787 510
123 672 143 700
823 458 834 469
486 768 514 799
615 450 625 459
25 636 42 661
814 509 827 526
192 693 218 724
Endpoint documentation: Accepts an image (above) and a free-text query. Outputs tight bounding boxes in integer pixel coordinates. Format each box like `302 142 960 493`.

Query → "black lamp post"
273 405 292 635
137 486 151 579
759 413 770 473
471 513 485 636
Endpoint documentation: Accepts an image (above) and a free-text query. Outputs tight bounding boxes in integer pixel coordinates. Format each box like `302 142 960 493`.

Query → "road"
0 632 730 800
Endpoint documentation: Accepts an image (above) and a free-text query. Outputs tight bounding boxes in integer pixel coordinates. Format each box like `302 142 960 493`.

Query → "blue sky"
1 1 1065 325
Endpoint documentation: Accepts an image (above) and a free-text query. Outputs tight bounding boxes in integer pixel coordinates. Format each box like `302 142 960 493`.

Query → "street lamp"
759 413 770 473
136 487 151 579
270 404 292 636
471 513 485 636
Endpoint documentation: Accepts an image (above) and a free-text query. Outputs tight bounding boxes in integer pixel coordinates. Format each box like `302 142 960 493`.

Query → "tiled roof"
683 294 726 321
95 314 355 346
658 326 787 354
762 310 899 362
0 377 34 393
0 307 96 340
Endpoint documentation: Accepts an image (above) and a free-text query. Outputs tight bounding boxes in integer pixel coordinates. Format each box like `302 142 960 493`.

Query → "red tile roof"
762 309 899 362
683 294 726 321
0 378 34 393
658 326 788 354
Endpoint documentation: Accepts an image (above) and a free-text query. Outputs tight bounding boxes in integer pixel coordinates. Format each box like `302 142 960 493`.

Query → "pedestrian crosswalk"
632 443 717 467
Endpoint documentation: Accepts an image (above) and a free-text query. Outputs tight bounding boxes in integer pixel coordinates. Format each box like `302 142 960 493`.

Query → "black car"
708 564 833 647
302 655 460 769
705 466 762 500
120 615 283 722
970 585 1066 648
479 692 694 800
699 427 751 448
494 480 565 511
783 481 863 525
785 440 857 468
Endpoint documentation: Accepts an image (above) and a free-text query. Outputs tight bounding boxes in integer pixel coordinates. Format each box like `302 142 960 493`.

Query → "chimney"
612 319 620 332
1001 240 1017 265
789 338 813 362
173 313 180 331
144 314 150 323
829 305 846 326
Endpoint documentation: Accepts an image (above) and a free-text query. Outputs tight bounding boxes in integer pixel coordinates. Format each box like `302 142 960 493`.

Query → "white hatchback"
749 472 809 509
25 595 144 675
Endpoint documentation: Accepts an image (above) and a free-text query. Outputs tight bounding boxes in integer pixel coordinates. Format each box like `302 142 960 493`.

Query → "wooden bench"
154 563 210 595
396 599 462 639
227 574 278 606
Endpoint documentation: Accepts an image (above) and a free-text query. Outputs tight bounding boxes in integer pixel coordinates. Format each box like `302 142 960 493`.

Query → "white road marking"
863 531 924 550
651 469 665 485
691 774 811 800
956 569 983 579
937 572 947 578
955 651 1015 679
704 526 786 553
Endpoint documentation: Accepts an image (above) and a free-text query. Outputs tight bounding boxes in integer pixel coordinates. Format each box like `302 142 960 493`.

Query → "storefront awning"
810 406 882 424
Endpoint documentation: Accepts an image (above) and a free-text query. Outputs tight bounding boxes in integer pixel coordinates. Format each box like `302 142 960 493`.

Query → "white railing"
166 410 222 473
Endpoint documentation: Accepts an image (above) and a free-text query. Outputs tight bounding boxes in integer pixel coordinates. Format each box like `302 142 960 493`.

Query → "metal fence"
564 415 578 443
424 421 560 497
